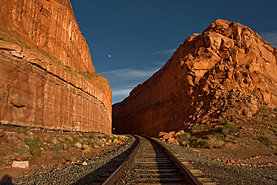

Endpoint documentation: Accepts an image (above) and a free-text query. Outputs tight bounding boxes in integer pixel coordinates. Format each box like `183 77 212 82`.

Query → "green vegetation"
4 137 9 143
215 123 239 134
102 134 115 141
0 33 10 42
258 136 273 147
73 69 93 78
82 71 93 78
24 137 43 157
175 132 225 149
25 44 31 49
65 65 72 71
204 134 225 149
8 145 29 155
191 124 205 133
16 126 30 134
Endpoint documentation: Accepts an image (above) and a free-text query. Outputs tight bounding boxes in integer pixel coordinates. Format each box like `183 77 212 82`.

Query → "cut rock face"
113 19 277 136
0 0 112 134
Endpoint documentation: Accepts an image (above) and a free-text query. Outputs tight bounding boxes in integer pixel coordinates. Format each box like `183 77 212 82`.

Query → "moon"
108 54 112 58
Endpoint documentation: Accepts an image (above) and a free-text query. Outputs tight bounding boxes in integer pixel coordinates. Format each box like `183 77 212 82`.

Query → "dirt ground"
0 125 128 179
1 105 276 180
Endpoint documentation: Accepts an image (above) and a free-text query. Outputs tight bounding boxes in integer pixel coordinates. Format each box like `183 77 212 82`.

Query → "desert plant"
204 134 225 149
4 137 9 143
191 124 205 133
16 127 30 134
24 137 44 156
258 136 273 147
8 145 29 155
71 137 79 146
81 132 90 140
25 45 31 49
216 123 238 134
65 65 72 71
54 143 64 151
175 132 191 145
0 34 10 42
102 134 114 141
82 71 92 78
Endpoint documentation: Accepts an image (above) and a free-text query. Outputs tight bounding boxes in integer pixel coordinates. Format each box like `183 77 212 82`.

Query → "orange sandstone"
113 19 277 136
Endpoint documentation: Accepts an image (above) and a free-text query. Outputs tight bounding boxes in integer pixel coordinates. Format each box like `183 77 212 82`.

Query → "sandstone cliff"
0 0 112 134
113 19 277 136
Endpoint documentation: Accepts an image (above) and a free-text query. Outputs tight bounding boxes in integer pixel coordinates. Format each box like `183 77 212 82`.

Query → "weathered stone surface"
12 161 29 168
0 0 112 134
0 0 94 73
113 19 277 137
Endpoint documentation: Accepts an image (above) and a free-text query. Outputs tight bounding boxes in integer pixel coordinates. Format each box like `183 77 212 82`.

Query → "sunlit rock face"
113 19 277 137
0 0 112 134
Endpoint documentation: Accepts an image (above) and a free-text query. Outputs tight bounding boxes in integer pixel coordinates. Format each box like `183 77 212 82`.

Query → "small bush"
24 137 45 156
175 132 191 145
16 127 30 134
258 136 273 147
25 138 38 148
9 147 24 155
102 134 114 141
0 34 10 42
65 65 72 71
82 71 92 78
216 123 238 134
8 145 29 155
4 137 9 143
191 124 205 133
54 143 64 151
189 137 205 148
25 45 31 49
81 132 90 140
204 134 225 149
71 137 79 146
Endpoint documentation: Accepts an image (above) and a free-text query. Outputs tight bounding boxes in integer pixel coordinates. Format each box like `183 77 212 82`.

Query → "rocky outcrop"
0 0 112 134
113 19 277 137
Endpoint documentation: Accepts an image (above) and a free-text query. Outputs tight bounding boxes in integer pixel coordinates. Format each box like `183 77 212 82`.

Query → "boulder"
12 161 29 168
168 138 180 145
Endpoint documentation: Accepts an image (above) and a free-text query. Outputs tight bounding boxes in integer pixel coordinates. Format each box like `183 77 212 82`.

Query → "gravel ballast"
10 135 135 185
155 138 277 185
5 135 276 184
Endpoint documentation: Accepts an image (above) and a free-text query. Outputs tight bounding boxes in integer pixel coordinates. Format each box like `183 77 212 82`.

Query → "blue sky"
70 0 277 104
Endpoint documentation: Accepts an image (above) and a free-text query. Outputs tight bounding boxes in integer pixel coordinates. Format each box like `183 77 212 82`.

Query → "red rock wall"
113 19 277 137
0 0 112 134
0 0 94 73
0 56 111 133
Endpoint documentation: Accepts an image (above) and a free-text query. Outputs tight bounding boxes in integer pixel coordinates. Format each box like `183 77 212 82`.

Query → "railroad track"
101 135 215 185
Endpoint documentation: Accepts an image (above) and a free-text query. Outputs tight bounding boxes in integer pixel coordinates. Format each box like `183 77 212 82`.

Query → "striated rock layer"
0 0 112 134
0 0 94 73
113 19 277 137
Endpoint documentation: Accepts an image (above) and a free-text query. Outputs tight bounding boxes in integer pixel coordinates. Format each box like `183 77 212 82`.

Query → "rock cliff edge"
0 0 112 134
113 19 277 136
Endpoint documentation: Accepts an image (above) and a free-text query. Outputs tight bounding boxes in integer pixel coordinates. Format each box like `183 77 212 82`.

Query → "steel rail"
103 135 202 185
102 135 141 185
147 136 203 185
